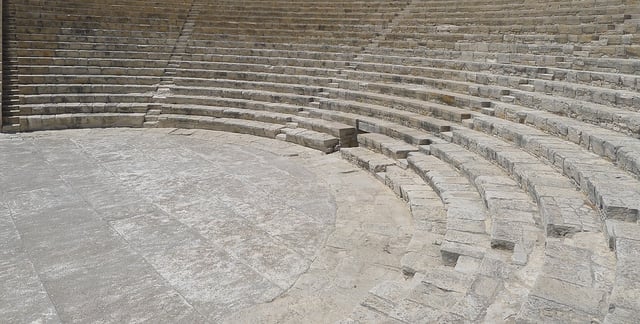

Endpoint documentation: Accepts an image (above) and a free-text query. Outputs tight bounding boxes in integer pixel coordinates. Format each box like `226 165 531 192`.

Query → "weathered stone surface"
5 0 640 320
0 129 416 323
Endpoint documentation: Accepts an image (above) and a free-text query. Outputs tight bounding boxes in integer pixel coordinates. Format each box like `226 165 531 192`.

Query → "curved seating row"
4 0 640 322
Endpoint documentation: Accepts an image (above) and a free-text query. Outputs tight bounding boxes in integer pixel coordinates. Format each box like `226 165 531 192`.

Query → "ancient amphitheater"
1 0 640 323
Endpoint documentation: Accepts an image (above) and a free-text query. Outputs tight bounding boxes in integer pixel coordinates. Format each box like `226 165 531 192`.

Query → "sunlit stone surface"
0 128 413 322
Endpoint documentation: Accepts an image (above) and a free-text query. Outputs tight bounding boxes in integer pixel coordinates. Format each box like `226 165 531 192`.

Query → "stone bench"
323 87 473 123
357 133 419 160
20 113 145 131
160 105 292 124
428 143 540 262
14 25 182 37
303 107 436 145
340 147 397 174
497 82 639 117
18 74 160 86
158 103 356 148
178 54 349 70
604 220 640 322
175 65 339 79
353 53 640 91
347 59 640 107
197 23 381 34
18 65 166 77
396 20 624 36
160 97 303 115
469 116 640 223
11 40 173 54
19 101 148 115
18 57 169 69
316 96 453 133
405 2 629 17
291 116 357 147
20 93 153 106
450 127 601 237
486 106 640 178
172 79 323 97
194 26 377 41
174 73 332 89
185 39 362 54
363 47 640 75
168 86 315 107
15 49 172 60
516 236 616 322
276 127 340 153
157 115 282 137
13 21 184 34
18 84 156 96
183 46 355 61
407 152 492 266
402 10 629 24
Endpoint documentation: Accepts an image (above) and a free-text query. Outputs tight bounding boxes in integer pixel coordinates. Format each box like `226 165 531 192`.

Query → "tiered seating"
332 0 640 321
2 0 190 132
4 0 640 322
150 0 415 152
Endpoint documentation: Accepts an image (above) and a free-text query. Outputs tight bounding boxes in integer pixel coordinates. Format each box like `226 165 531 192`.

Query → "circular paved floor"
0 128 413 323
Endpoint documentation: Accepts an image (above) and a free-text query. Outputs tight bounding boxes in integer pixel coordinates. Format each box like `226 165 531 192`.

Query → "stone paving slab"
0 128 415 323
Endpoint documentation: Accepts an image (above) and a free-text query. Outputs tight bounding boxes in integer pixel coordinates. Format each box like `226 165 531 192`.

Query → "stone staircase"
145 0 204 128
3 0 640 322
1 1 20 132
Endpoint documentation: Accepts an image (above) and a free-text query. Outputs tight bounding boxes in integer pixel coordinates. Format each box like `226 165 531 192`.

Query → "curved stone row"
3 0 640 322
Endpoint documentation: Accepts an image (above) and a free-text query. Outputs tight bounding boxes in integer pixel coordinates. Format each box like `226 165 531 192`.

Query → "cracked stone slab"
0 128 415 323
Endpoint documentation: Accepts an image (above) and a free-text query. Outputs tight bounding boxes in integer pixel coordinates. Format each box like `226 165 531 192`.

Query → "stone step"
0 124 21 133
142 121 159 128
305 106 437 146
318 97 453 133
161 104 293 124
429 142 541 263
400 198 447 276
516 238 615 323
359 46 639 78
157 114 284 139
20 92 153 105
18 102 150 115
406 152 491 266
169 86 315 107
486 106 640 180
161 96 303 115
450 126 602 237
171 79 323 97
291 116 357 147
158 104 355 148
604 220 640 322
18 83 156 95
469 116 640 224
403 267 476 321
340 147 396 174
20 113 145 131
174 74 331 90
358 133 419 159
338 144 448 270
278 127 339 153
324 86 473 123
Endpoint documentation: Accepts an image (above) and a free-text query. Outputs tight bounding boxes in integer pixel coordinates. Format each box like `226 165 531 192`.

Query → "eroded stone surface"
0 128 413 322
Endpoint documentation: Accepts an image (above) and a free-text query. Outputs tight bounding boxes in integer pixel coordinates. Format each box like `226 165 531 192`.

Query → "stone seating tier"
4 0 640 321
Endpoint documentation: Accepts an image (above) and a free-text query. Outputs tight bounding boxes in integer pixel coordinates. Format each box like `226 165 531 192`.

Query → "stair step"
280 127 339 153
358 132 419 159
341 147 396 173
1 124 20 133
